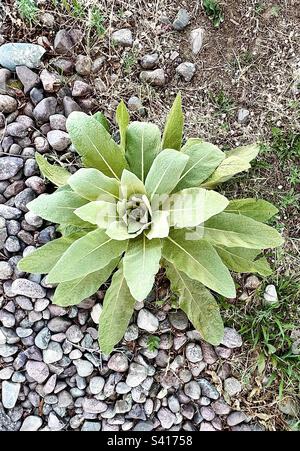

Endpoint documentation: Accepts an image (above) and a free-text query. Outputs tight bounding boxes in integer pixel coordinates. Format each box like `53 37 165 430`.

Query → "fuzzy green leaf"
99 265 135 354
181 138 203 152
174 142 225 191
125 122 161 183
215 245 273 276
163 230 236 298
53 259 119 307
147 210 169 239
47 229 128 283
74 201 117 228
93 112 110 132
66 111 127 179
35 153 70 187
123 236 162 300
199 212 284 249
168 188 228 228
225 198 278 223
121 169 146 199
165 262 224 345
28 191 88 226
116 100 130 151
145 149 189 199
202 144 259 188
68 168 120 202
162 93 184 151
18 233 83 274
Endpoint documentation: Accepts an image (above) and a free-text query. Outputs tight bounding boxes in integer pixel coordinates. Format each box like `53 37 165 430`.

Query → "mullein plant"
19 94 284 354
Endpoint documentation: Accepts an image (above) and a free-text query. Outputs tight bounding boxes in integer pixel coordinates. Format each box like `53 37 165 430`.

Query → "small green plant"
70 0 85 18
19 94 283 354
289 166 300 186
270 128 300 160
209 90 234 115
224 275 300 396
203 0 224 27
16 0 38 23
123 52 137 74
147 336 160 352
90 7 106 36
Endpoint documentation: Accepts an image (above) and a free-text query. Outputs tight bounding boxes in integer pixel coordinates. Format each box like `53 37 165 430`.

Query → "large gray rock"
47 130 71 151
0 94 17 113
176 62 196 81
26 360 49 383
0 261 13 280
11 279 46 298
137 309 159 333
107 353 129 372
140 53 159 70
0 157 23 180
33 97 57 123
0 43 45 71
221 328 242 349
173 9 190 31
2 381 21 408
157 407 176 429
140 69 165 87
20 416 43 431
126 363 148 387
16 66 40 94
112 29 133 47
40 69 61 93
54 30 74 54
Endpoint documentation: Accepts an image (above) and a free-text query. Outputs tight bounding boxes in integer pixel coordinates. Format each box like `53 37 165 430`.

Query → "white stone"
137 309 159 333
20 416 43 431
91 303 102 324
264 284 278 306
2 381 20 408
190 28 204 54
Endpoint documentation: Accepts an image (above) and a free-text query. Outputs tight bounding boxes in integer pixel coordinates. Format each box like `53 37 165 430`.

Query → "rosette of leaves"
19 94 284 354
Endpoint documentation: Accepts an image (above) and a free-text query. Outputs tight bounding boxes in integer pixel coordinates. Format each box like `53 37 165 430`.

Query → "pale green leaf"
120 169 146 199
165 262 224 346
99 265 135 354
174 142 225 191
66 111 127 179
18 233 83 274
225 198 278 223
202 144 259 188
226 144 260 160
68 168 120 202
181 138 203 152
162 92 184 151
145 149 189 199
75 201 117 228
214 245 273 276
47 229 128 283
147 210 169 239
162 230 236 298
53 258 119 307
93 112 110 132
57 224 95 236
35 153 70 187
106 220 147 240
123 236 162 300
198 212 284 249
116 100 130 151
168 188 228 228
125 122 161 183
28 191 88 226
